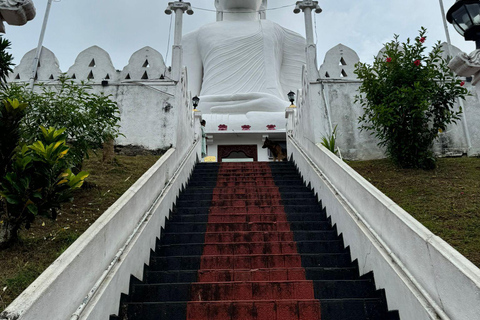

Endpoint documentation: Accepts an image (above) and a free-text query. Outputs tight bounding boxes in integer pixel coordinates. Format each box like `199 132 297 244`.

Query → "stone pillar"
165 1 193 81
294 1 322 81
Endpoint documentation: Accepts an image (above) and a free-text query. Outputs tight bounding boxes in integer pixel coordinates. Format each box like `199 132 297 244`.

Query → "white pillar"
294 1 322 81
303 7 314 45
29 0 53 90
165 1 193 81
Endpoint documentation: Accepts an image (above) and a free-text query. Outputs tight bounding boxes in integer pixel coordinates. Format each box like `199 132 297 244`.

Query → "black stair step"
313 279 378 299
156 239 346 257
149 255 201 271
168 214 211 223
121 302 187 320
172 207 211 215
291 230 340 241
160 232 207 245
128 279 377 303
163 221 333 233
282 204 324 213
305 266 359 280
296 240 346 253
176 198 320 208
300 253 353 268
167 212 328 223
144 270 198 284
157 243 205 256
163 222 208 233
319 298 391 320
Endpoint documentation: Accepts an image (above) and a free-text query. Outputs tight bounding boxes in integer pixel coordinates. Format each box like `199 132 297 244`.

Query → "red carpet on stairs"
186 162 321 320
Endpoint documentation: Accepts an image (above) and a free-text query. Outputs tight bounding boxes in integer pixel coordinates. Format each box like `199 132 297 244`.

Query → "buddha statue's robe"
183 19 305 131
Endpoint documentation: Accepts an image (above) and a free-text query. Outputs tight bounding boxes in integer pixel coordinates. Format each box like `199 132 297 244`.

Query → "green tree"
9 75 121 170
354 28 468 169
0 36 14 88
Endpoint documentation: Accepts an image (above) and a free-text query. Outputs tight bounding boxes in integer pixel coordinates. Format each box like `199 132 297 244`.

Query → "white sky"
3 0 475 71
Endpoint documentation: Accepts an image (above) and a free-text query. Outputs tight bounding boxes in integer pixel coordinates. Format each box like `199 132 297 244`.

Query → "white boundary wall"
286 106 480 319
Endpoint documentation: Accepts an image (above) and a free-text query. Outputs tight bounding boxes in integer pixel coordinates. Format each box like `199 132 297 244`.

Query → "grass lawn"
0 152 161 311
347 157 480 268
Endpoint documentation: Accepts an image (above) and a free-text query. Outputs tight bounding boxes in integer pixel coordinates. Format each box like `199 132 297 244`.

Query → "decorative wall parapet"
9 46 61 82
318 44 359 80
120 46 166 81
9 45 170 84
66 46 118 83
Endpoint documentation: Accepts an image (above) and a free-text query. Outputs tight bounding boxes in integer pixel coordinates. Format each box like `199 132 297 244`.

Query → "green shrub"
0 126 88 248
354 28 468 169
8 75 121 170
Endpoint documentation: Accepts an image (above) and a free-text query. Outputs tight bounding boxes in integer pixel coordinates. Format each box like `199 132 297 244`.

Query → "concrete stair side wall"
286 99 480 319
0 67 202 320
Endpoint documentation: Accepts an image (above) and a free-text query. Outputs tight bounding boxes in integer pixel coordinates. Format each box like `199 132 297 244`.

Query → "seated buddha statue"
182 0 306 131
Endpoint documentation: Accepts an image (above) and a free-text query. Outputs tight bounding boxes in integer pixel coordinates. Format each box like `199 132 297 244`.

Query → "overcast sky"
3 0 476 71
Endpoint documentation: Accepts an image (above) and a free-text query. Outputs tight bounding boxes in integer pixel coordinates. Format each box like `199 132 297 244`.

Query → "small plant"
354 27 468 169
321 125 339 155
0 126 88 248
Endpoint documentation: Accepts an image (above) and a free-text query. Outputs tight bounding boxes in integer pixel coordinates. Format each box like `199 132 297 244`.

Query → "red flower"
414 60 421 66
460 81 465 87
386 57 392 63
419 37 426 43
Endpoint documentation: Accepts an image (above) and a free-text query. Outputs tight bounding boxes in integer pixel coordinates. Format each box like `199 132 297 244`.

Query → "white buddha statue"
183 0 306 131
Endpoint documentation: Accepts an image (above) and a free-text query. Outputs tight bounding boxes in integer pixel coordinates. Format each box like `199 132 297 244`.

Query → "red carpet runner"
187 162 321 320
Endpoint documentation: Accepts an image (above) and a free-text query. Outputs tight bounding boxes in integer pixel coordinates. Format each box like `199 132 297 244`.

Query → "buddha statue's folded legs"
199 93 288 114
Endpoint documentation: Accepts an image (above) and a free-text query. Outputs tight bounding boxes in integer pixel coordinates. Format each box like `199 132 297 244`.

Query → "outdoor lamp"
447 0 480 48
192 96 200 111
287 91 296 105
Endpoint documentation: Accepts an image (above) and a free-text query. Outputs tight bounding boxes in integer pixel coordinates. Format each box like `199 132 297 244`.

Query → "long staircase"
111 162 400 320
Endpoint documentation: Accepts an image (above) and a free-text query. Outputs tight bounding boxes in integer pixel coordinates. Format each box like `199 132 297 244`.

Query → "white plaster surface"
67 46 118 83
286 111 480 320
319 43 359 80
120 46 166 81
9 46 61 82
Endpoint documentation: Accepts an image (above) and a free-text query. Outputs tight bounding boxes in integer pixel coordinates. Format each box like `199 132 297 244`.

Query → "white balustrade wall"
8 43 480 158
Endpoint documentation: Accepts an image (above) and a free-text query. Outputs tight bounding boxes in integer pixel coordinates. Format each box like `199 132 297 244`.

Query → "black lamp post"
447 0 480 49
192 96 200 110
287 91 296 106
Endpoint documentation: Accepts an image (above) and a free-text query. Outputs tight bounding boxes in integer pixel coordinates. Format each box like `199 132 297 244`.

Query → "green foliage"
354 28 468 169
321 125 339 155
10 75 121 169
0 36 14 88
0 99 28 180
0 126 89 245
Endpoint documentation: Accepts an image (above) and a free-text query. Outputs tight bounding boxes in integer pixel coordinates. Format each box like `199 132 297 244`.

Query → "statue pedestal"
204 130 286 162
